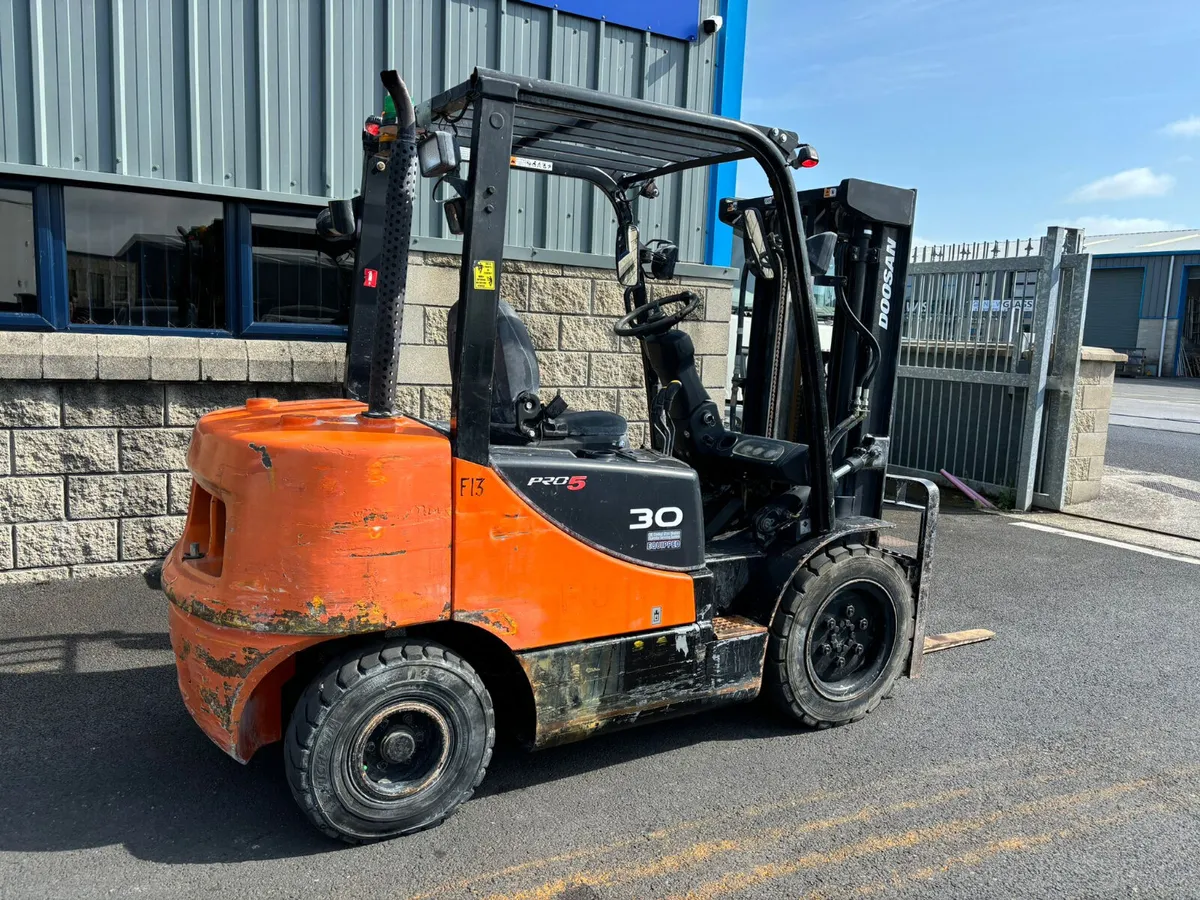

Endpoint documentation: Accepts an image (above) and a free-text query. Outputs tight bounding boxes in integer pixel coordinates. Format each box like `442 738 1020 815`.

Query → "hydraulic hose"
827 280 881 448
365 70 418 419
729 264 750 429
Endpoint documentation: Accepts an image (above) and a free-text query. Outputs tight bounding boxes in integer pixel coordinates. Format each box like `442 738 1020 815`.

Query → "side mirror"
316 199 356 239
616 223 640 287
443 197 465 235
418 130 459 178
743 208 775 280
806 231 838 276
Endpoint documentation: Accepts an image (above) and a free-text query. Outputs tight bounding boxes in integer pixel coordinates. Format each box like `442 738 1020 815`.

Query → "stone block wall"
0 252 734 585
1063 347 1126 505
405 253 735 447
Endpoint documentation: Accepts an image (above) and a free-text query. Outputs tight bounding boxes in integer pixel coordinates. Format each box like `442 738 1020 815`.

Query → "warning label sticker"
473 260 496 290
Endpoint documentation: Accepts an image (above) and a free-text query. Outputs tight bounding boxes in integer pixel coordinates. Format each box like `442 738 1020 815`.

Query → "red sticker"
363 268 379 287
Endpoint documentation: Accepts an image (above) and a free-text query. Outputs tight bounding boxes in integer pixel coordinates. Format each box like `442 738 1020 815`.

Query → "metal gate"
889 227 1091 510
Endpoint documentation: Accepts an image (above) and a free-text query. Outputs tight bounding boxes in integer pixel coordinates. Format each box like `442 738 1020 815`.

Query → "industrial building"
1082 231 1200 377
0 0 749 585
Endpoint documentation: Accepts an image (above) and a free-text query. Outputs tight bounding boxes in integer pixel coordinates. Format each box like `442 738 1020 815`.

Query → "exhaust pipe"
364 70 418 419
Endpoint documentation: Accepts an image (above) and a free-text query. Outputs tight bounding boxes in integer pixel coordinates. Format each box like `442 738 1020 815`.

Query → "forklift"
163 69 938 843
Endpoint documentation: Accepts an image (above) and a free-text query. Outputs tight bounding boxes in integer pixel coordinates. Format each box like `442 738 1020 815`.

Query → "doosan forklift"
163 69 938 842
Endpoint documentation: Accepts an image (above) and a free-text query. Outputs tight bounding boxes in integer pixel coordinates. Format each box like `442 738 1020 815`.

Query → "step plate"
519 622 767 748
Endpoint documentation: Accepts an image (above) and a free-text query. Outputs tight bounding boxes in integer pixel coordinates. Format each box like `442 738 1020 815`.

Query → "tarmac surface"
1109 377 1200 436
3 510 1200 898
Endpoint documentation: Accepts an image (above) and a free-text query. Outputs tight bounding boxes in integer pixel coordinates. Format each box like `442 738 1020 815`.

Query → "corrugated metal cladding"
0 0 721 261
1091 254 1200 318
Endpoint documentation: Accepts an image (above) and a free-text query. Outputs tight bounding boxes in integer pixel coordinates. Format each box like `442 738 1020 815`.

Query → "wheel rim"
348 700 452 802
804 579 896 702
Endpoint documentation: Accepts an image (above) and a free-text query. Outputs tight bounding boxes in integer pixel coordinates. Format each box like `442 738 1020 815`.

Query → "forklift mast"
722 178 915 524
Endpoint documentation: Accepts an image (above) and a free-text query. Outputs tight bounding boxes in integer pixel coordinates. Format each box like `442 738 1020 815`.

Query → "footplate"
518 619 768 748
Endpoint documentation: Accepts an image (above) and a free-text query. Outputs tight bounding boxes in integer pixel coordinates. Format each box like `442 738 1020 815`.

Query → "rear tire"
766 543 913 727
284 639 494 843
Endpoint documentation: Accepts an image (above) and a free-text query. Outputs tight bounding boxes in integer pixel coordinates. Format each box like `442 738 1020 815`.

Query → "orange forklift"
164 70 938 842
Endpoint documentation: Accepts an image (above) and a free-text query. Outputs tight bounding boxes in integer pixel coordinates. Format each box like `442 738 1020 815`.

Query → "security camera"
701 15 723 35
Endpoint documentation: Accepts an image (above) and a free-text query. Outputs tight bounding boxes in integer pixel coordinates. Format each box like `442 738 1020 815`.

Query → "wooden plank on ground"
923 628 995 654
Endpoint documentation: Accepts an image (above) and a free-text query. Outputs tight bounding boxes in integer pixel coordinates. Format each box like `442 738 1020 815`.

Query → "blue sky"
734 0 1200 243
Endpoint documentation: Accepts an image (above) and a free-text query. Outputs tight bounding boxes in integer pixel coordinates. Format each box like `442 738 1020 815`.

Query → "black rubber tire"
766 543 913 727
284 639 494 843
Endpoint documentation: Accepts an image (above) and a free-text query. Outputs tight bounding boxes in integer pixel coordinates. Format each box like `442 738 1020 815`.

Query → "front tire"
285 639 494 843
767 543 913 727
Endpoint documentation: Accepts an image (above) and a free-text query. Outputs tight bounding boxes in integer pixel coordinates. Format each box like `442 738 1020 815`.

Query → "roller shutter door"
1084 268 1143 349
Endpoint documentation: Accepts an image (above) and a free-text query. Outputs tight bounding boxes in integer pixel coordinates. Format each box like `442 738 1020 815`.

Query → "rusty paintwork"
517 621 767 747
169 603 321 760
164 398 455 760
451 459 696 650
161 398 453 635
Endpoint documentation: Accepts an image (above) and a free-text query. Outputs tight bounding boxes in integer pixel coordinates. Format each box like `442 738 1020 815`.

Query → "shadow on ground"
0 624 800 864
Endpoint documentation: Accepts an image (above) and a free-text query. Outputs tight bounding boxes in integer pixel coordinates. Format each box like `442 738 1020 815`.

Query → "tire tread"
284 638 495 844
765 543 915 729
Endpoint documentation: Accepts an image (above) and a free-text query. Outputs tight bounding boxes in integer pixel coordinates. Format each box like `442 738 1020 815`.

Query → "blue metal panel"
0 0 35 163
0 0 731 257
259 0 325 196
190 0 261 190
116 0 191 181
498 0 549 250
543 10 597 253
704 0 744 267
520 0 701 41
386 0 446 238
33 0 116 173
327 0 386 200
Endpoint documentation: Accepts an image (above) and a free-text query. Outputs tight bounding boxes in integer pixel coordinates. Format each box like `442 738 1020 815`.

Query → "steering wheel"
613 291 701 338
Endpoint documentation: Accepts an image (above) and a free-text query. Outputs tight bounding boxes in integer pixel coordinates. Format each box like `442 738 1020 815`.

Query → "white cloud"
1062 216 1191 235
1163 116 1200 138
1070 167 1174 202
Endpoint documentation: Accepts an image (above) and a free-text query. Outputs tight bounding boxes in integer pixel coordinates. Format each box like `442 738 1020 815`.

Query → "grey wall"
0 0 720 260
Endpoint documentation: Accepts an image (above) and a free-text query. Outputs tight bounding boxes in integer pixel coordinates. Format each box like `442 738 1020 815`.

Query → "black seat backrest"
643 329 710 426
447 299 540 424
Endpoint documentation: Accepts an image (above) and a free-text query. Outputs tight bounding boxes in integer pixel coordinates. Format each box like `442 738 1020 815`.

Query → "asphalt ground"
1106 424 1200 484
2 509 1200 899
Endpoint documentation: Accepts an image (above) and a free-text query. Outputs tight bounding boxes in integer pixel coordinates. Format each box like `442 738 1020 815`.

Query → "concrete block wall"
407 254 735 447
1063 348 1126 505
0 252 734 585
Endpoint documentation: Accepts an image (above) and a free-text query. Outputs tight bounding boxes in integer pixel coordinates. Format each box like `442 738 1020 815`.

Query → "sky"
734 0 1200 244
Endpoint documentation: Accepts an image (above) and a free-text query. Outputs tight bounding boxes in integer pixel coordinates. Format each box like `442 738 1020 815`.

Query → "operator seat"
643 321 810 485
446 299 628 450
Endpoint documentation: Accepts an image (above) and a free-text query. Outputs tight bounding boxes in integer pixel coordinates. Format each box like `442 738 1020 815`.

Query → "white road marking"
1011 521 1200 565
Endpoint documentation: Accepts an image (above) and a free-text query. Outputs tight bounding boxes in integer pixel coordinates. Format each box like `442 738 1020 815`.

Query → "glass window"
64 187 226 328
0 187 39 315
251 212 353 325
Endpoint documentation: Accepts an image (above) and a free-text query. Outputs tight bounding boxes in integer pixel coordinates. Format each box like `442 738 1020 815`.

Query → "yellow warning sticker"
473 259 496 290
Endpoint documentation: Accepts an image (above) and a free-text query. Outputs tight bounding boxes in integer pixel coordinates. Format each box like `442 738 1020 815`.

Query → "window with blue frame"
250 211 352 326
0 180 352 339
63 187 227 329
0 187 39 315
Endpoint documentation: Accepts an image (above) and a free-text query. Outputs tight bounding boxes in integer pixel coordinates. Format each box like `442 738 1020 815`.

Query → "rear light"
180 481 226 577
795 144 819 169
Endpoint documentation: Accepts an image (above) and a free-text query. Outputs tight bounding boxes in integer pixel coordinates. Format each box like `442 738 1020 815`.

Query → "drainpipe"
1158 256 1175 377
